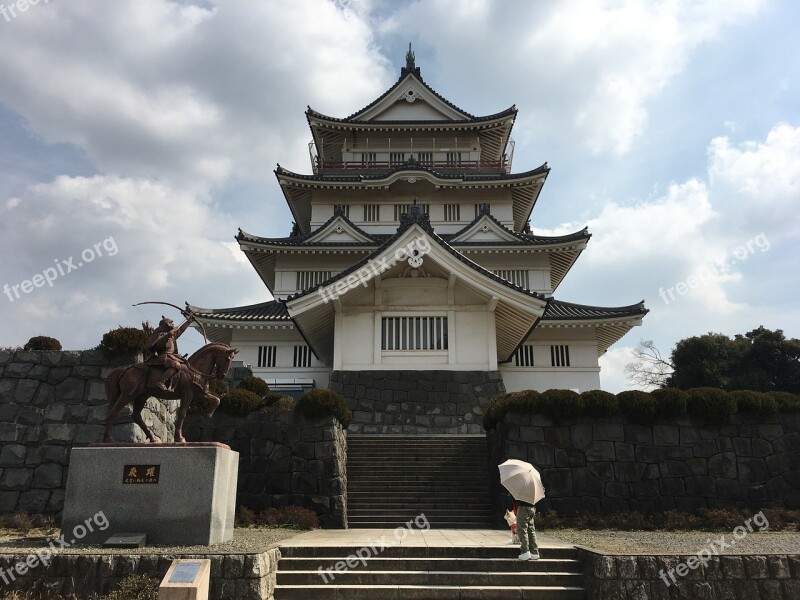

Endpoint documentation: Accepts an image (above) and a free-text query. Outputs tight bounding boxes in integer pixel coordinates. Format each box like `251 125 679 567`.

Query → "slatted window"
381 317 448 351
334 204 350 218
475 203 490 217
363 204 380 222
394 204 430 221
513 345 535 367
446 151 462 165
551 345 571 367
417 152 433 165
390 152 405 166
293 346 312 368
257 346 277 368
443 204 460 222
296 271 331 290
361 152 376 167
493 270 530 289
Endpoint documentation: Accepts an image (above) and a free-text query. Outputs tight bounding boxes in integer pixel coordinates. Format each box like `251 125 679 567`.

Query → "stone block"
17 406 42 426
585 441 615 461
685 475 717 497
708 452 738 478
570 423 593 450
43 403 68 423
55 378 86 403
738 457 769 484
14 379 39 405
61 445 238 546
0 444 27 467
17 489 50 513
624 424 652 445
614 442 635 461
742 556 768 578
587 461 614 481
751 438 772 457
593 423 624 441
5 363 33 377
635 444 663 463
43 423 76 444
2 467 33 490
614 462 646 482
679 426 699 445
0 423 25 443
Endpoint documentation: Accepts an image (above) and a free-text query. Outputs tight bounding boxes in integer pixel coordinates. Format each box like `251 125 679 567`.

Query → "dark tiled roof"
306 106 517 126
275 162 549 184
448 212 590 246
542 299 648 321
237 210 380 247
188 300 290 322
285 209 549 304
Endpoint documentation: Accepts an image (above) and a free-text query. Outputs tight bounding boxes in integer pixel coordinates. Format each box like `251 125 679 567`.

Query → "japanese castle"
192 49 647 432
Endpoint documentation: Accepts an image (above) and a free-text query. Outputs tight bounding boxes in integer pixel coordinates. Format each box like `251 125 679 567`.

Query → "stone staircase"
274 544 586 599
346 435 494 528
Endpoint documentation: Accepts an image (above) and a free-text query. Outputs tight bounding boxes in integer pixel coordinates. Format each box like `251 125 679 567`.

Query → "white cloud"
599 346 635 393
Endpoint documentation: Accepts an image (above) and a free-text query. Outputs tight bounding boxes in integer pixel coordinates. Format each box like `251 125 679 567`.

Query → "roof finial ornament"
400 42 422 80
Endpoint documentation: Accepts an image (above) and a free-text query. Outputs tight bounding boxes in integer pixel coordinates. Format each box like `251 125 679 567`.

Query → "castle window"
446 151 462 165
551 345 571 367
382 316 448 351
493 270 529 289
296 271 332 290
361 152 377 167
417 152 433 165
443 204 460 222
363 204 380 222
390 152 405 166
394 204 429 221
293 345 312 368
334 204 350 218
513 345 535 367
257 345 276 368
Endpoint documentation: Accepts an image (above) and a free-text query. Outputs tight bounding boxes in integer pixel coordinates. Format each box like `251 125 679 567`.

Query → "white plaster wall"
500 367 601 393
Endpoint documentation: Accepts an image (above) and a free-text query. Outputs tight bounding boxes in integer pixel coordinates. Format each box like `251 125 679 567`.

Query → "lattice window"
551 345 571 367
394 204 430 221
381 317 448 351
493 270 530 289
446 151 462 165
417 152 433 166
296 271 332 290
443 204 460 222
293 346 312 368
390 152 406 166
361 152 377 167
363 204 380 222
513 345 535 367
257 346 277 368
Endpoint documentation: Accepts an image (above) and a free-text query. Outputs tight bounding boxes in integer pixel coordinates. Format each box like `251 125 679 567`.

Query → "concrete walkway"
281 528 576 548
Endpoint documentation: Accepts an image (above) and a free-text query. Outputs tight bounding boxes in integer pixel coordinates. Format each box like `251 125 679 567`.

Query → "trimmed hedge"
236 376 270 397
97 326 147 357
218 388 263 416
23 336 62 351
297 388 352 428
483 386 800 429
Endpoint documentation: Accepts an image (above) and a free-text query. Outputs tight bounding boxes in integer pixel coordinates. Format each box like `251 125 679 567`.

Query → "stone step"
280 546 579 560
347 509 494 517
277 570 583 587
274 584 585 600
278 557 582 573
347 484 490 493
347 503 494 510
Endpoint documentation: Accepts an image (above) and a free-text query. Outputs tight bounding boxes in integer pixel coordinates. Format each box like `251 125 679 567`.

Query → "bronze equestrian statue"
103 305 238 443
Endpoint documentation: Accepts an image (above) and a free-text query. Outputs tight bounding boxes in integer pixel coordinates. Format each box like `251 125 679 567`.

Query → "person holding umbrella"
498 459 545 561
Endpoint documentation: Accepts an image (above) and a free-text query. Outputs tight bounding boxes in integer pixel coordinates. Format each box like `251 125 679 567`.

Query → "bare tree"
625 340 673 389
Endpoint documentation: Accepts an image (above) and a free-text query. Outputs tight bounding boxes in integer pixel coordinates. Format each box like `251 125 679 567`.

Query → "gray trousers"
517 505 539 554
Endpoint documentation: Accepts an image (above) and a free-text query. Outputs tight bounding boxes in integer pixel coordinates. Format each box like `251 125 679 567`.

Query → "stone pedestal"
61 443 238 546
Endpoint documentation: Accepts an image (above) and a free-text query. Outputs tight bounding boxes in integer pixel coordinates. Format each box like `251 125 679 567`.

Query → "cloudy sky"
0 0 797 392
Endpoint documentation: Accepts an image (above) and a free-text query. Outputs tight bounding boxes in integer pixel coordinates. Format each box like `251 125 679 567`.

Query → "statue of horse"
103 342 238 443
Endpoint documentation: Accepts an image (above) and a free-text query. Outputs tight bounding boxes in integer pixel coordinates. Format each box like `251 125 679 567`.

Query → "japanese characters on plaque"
123 464 160 484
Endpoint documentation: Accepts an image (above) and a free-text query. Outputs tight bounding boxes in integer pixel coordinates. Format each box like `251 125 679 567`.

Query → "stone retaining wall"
185 409 347 528
488 412 800 517
0 549 281 600
0 350 176 515
581 549 800 599
329 370 505 434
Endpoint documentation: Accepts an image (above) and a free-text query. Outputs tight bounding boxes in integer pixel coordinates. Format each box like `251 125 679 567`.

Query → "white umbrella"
498 459 545 505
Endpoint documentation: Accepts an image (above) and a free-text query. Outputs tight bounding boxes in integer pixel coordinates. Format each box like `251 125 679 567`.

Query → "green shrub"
651 388 689 418
102 574 160 600
731 390 778 415
236 376 270 397
297 388 352 428
218 388 263 416
268 396 296 413
264 391 290 406
208 378 228 397
23 336 61 351
540 389 585 421
768 391 800 411
483 390 542 429
617 390 656 424
687 387 737 425
581 389 619 418
97 326 147 357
